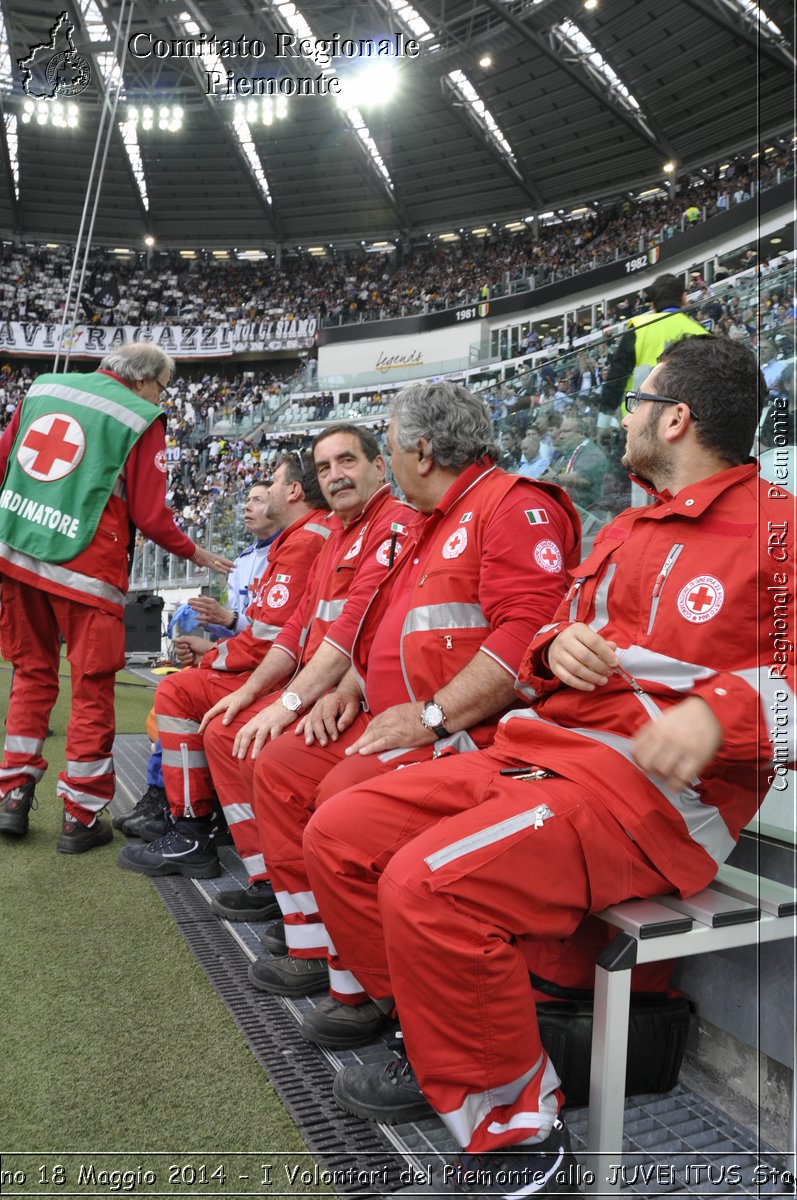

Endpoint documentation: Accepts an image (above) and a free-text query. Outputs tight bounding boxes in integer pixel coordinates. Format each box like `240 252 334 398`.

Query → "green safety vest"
626 309 708 392
0 371 161 564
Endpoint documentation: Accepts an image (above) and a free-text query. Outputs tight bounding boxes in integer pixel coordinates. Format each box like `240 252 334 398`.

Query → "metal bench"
585 864 797 1193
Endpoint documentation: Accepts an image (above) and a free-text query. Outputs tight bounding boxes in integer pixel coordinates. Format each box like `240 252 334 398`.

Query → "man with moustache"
118 426 412 887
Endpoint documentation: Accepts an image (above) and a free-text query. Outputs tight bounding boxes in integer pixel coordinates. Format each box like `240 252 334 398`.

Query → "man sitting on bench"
300 335 795 1198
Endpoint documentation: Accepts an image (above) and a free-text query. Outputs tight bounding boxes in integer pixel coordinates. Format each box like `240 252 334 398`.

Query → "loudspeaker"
124 592 165 654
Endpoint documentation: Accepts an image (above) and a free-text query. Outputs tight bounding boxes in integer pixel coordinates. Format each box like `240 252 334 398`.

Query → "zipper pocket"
646 544 684 635
425 804 555 871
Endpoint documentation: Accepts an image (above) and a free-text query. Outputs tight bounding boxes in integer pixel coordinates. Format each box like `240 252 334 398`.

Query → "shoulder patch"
442 527 468 560
534 540 563 573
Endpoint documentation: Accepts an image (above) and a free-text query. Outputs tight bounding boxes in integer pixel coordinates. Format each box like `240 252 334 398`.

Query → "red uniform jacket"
272 483 415 668
350 463 582 749
200 508 331 673
495 463 796 895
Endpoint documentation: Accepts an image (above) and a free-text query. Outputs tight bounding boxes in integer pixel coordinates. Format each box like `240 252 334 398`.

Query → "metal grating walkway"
112 734 795 1197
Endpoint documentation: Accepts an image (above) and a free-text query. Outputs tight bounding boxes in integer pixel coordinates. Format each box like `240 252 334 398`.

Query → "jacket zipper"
646 544 684 635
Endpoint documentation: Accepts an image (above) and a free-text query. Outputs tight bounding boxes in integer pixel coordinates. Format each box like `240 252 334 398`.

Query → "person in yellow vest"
598 273 708 423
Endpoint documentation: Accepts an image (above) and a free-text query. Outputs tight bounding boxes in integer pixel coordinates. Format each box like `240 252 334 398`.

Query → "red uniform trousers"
252 718 437 1002
201 694 286 881
154 669 271 881
303 749 673 1154
0 578 125 823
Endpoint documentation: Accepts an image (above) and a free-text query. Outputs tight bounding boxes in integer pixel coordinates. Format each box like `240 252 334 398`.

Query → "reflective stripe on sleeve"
314 598 346 623
211 642 230 670
251 620 283 640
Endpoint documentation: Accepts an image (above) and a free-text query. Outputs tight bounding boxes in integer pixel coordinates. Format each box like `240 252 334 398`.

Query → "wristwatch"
420 699 449 739
280 691 303 713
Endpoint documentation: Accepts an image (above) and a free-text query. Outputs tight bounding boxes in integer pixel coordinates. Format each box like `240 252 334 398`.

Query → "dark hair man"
303 337 794 1198
0 343 233 852
599 272 708 419
240 380 580 1043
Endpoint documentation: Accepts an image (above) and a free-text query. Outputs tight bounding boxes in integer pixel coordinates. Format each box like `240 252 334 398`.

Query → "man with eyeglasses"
304 336 794 1198
0 342 234 853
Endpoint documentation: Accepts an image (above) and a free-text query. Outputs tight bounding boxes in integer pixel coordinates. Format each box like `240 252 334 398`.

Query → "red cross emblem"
534 539 562 574
677 575 724 623
17 413 85 482
687 585 714 612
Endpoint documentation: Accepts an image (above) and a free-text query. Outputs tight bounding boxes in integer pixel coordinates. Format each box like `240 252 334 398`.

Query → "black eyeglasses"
625 390 698 419
153 378 170 397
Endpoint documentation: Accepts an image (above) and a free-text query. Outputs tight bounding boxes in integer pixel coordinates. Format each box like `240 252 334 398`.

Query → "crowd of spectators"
2 239 793 550
0 145 791 330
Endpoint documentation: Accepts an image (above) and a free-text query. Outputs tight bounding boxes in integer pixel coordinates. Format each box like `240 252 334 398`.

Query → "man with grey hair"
0 342 232 854
243 379 581 1045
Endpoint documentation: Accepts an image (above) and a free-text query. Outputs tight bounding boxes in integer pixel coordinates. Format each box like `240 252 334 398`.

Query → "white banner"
0 318 318 358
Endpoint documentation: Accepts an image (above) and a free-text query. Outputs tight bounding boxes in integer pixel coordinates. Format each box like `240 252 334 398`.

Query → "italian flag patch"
275 573 291 583
525 508 549 525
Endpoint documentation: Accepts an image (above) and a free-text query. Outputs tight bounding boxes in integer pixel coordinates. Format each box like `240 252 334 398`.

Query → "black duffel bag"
534 975 691 1109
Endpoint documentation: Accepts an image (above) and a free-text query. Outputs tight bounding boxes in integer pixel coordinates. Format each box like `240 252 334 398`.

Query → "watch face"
281 691 302 712
424 702 444 727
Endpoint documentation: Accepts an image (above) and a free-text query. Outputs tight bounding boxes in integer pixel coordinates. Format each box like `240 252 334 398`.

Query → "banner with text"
0 318 317 359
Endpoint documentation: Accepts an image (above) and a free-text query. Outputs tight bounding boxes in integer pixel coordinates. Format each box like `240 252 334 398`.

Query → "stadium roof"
0 0 794 248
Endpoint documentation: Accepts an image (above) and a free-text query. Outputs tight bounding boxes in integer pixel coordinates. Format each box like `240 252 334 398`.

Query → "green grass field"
0 662 333 1195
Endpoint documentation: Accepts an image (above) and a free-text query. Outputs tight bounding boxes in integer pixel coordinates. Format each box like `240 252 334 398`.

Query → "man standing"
242 381 580 1042
304 337 794 1197
0 343 232 852
599 272 707 418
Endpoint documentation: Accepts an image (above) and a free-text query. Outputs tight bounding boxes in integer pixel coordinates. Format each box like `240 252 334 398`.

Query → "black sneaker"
117 819 219 878
298 994 393 1048
259 919 287 954
0 782 37 836
333 1052 433 1124
56 813 114 855
113 784 167 835
393 1118 578 1197
247 954 329 996
211 880 281 921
